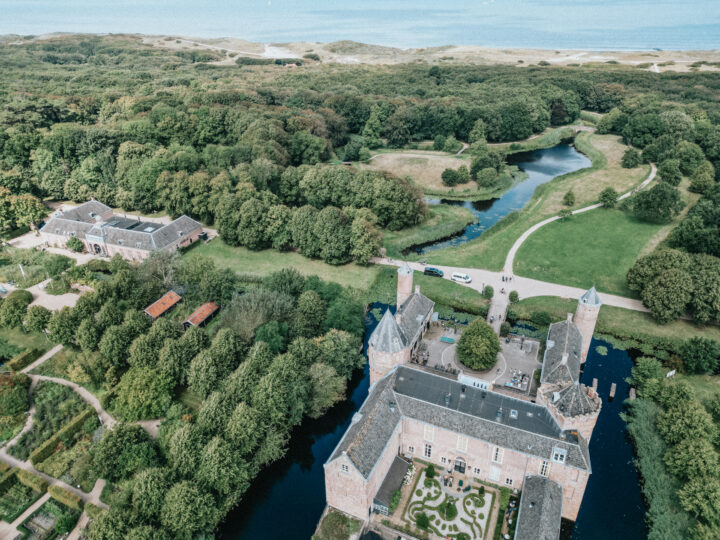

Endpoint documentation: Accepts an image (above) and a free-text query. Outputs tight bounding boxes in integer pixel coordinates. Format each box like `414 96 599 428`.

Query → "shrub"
66 236 84 253
500 322 511 336
457 319 501 371
482 285 494 299
0 372 31 415
681 337 720 374
441 168 460 187
530 311 552 325
622 148 642 168
509 290 519 303
0 468 17 492
7 349 43 371
49 484 83 510
426 464 436 478
416 511 430 530
563 190 576 206
389 489 402 514
599 187 619 208
84 502 104 520
29 407 95 465
16 469 47 493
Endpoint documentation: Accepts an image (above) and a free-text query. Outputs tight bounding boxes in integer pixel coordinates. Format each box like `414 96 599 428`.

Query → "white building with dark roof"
40 200 204 261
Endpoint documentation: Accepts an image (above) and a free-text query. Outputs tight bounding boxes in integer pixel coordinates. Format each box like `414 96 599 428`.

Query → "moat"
415 142 592 254
218 308 647 540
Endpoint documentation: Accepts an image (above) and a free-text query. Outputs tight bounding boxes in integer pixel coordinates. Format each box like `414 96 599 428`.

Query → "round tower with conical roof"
367 309 410 386
397 263 413 308
574 286 602 363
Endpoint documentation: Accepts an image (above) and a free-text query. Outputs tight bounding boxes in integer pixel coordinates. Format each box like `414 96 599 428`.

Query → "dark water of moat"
414 143 591 254
219 312 646 539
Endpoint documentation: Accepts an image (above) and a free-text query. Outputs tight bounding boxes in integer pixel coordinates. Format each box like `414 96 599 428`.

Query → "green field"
514 209 663 296
187 239 380 290
383 204 474 259
513 296 720 342
424 133 651 272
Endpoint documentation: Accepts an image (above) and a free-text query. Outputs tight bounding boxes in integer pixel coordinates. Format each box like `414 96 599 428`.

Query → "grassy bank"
512 296 720 343
490 126 576 153
425 133 650 271
383 205 474 259
186 239 380 290
514 209 663 297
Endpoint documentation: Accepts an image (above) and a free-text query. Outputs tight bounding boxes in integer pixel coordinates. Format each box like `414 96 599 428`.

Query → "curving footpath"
504 162 657 274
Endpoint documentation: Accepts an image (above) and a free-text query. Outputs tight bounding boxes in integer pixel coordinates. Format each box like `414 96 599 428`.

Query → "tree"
225 402 263 457
47 307 77 346
161 481 218 540
112 367 174 421
168 423 202 477
350 211 382 265
468 118 486 144
132 467 170 521
188 350 222 399
195 391 233 436
292 290 326 338
621 147 642 168
236 198 270 250
25 305 51 333
76 318 101 351
664 438 719 480
324 298 365 337
599 187 618 208
308 363 347 418
456 319 501 371
658 401 717 446
631 182 684 223
361 105 384 149
10 194 47 229
196 436 249 496
641 268 693 323
508 290 519 303
679 478 720 525
0 373 30 416
482 285 494 299
658 159 682 186
689 161 715 194
562 190 576 206
681 337 720 374
94 424 158 482
441 168 460 186
66 236 84 252
319 329 363 379
254 321 288 354
416 512 430 530
0 290 32 328
628 357 665 399
313 206 351 265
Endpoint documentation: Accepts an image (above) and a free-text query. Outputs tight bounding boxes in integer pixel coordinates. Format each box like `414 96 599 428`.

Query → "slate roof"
374 456 411 507
328 366 591 480
369 309 407 353
540 320 582 386
514 475 563 540
579 286 602 307
547 382 600 418
41 202 202 252
396 292 435 346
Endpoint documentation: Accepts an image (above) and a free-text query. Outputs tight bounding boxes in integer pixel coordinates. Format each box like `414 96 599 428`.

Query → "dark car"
423 267 444 277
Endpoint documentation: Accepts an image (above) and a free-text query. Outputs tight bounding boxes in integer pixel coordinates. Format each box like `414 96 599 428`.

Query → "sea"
1 0 719 51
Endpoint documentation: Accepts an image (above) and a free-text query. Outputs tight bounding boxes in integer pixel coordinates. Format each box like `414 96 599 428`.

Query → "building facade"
40 200 204 261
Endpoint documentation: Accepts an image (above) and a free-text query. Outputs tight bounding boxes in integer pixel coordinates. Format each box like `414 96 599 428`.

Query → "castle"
324 266 602 537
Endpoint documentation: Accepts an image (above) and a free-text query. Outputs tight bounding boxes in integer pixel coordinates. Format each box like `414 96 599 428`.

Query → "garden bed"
17 497 80 539
0 474 43 523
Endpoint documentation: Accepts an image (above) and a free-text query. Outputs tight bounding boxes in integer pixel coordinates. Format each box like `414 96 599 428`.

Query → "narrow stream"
219 308 646 539
414 143 591 254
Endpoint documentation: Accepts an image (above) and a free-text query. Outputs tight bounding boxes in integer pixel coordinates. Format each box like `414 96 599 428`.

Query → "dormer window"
136 242 142 248
510 409 518 419
118 239 123 245
552 447 567 464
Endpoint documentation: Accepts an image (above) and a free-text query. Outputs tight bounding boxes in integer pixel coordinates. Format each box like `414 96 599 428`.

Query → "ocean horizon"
1 0 719 51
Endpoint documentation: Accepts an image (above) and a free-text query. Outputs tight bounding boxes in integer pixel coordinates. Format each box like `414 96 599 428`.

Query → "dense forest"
2 35 720 266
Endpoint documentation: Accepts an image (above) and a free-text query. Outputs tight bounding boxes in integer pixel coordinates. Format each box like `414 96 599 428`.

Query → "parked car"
451 272 472 284
423 267 444 277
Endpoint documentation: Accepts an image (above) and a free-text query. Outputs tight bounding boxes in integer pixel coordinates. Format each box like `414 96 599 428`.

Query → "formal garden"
16 496 80 539
401 467 493 540
0 466 45 524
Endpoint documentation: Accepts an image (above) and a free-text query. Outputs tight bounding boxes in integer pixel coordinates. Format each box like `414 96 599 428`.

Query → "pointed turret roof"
579 286 602 307
551 381 600 417
369 309 407 353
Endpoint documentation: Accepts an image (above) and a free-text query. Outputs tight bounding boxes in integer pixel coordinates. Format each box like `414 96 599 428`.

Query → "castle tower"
396 263 413 310
574 287 602 363
536 382 601 441
367 310 410 386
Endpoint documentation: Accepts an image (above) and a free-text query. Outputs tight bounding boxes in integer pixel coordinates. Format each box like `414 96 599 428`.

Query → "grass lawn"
425 134 650 271
0 328 52 360
186 239 380 290
514 209 663 296
512 296 720 342
383 205 474 259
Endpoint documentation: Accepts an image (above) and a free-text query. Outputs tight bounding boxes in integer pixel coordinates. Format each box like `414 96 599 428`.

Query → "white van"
451 272 472 284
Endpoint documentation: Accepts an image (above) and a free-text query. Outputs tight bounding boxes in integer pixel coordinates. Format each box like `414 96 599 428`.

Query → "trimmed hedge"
0 467 17 492
49 484 83 510
7 349 43 371
84 502 104 520
16 469 47 493
29 407 95 466
0 462 10 473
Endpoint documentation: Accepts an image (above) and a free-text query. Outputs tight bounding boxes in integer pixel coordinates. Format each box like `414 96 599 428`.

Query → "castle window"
552 447 567 464
341 464 349 474
424 444 432 459
473 467 481 476
505 478 513 486
457 435 468 453
408 445 414 454
441 456 447 465
424 425 434 442
492 447 504 464
510 409 518 419
540 461 550 477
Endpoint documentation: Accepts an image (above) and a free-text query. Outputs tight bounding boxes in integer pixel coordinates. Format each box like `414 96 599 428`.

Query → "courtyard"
396 465 495 539
413 324 541 396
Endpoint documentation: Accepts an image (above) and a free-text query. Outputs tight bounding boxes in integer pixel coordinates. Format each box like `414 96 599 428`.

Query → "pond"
219 313 647 539
413 142 592 254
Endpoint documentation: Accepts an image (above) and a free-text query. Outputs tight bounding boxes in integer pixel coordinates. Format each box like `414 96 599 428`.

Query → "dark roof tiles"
514 475 563 540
